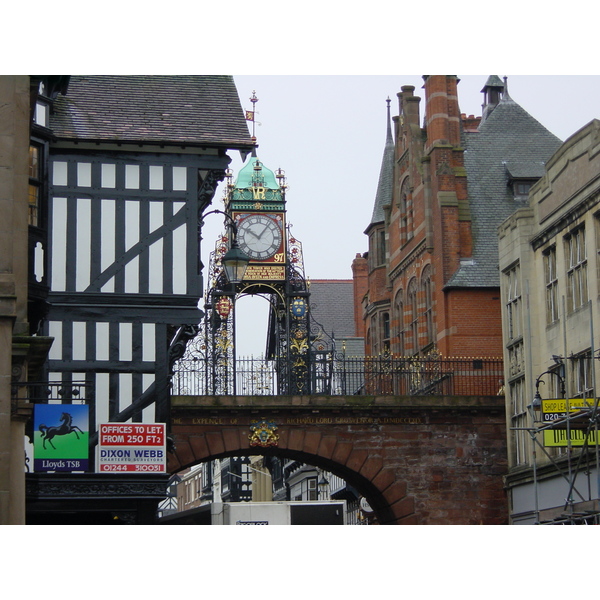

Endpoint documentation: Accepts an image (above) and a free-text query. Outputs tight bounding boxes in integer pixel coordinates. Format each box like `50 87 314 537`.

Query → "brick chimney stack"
351 253 368 338
422 75 461 149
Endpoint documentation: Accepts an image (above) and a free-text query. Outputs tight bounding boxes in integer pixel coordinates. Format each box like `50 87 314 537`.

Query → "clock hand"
254 224 270 239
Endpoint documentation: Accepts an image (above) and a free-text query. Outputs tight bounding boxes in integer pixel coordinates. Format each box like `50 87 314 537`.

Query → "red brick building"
357 76 561 360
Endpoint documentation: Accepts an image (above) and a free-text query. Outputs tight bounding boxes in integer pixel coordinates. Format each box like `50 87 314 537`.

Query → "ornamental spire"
386 96 393 144
245 90 259 144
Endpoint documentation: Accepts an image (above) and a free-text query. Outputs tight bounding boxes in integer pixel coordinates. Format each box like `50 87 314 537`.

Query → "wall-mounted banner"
541 398 596 422
33 404 89 472
97 423 166 473
543 429 600 447
541 398 598 446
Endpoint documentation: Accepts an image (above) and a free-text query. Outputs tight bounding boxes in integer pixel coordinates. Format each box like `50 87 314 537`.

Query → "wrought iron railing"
11 381 94 404
171 354 504 397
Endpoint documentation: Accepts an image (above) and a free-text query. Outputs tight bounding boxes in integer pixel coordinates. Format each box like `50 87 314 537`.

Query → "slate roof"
447 82 562 289
481 75 504 91
368 100 395 230
309 280 355 338
50 75 255 150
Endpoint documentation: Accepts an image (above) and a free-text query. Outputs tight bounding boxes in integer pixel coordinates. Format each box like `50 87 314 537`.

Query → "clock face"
237 214 283 260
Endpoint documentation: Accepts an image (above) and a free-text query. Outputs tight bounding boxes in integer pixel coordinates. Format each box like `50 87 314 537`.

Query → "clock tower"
229 156 287 285
183 154 319 396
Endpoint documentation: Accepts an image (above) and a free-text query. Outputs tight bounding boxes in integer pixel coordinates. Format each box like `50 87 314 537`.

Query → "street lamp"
221 241 249 285
528 369 566 422
201 209 250 285
318 474 329 500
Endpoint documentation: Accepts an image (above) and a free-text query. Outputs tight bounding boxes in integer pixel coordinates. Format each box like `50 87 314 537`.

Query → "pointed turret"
480 75 505 123
367 98 395 231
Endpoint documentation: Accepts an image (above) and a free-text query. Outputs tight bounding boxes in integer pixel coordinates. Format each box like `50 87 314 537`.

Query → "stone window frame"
406 277 419 354
398 178 413 246
421 265 434 346
504 263 522 342
28 143 43 227
570 350 593 399
394 289 405 357
509 375 527 466
565 225 588 313
543 245 559 324
381 312 390 353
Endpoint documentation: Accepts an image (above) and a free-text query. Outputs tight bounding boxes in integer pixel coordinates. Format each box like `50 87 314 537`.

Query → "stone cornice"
531 185 600 251
388 239 427 282
26 473 170 499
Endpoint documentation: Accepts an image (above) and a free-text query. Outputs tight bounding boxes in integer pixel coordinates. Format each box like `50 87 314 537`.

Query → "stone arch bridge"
168 393 508 525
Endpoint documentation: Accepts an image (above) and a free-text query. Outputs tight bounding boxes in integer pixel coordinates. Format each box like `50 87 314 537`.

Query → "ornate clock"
237 213 283 261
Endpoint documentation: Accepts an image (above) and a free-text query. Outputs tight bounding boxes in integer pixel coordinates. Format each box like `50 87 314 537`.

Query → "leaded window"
571 352 593 399
566 227 587 312
370 315 378 355
505 264 522 340
407 278 418 353
378 230 386 265
399 179 413 245
381 312 390 353
394 290 405 356
28 144 41 226
544 246 559 324
509 377 527 466
422 266 434 346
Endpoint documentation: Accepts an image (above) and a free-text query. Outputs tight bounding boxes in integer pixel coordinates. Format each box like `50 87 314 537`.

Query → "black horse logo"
39 412 84 450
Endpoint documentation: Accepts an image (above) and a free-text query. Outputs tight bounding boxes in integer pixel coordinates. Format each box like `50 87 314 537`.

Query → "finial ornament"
502 76 511 101
246 90 259 142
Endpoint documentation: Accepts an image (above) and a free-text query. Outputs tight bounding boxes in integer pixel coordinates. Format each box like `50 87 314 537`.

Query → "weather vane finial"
245 90 259 143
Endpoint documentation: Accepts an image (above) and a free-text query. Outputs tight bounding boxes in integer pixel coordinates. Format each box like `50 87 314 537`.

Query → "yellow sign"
541 398 596 422
540 398 598 446
543 429 600 447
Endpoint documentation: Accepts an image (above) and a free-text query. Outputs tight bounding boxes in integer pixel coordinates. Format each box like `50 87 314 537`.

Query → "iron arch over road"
168 393 508 525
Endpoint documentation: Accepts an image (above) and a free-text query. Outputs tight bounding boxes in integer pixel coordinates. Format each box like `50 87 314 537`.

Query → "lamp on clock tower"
222 240 250 284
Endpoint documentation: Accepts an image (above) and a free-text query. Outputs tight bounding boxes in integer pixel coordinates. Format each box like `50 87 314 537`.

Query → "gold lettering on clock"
252 187 266 200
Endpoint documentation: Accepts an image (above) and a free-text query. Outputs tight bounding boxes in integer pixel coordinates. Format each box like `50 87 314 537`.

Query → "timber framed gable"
40 76 254 447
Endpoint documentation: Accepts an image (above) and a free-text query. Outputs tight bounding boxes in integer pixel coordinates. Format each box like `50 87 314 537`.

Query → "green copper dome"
234 156 279 190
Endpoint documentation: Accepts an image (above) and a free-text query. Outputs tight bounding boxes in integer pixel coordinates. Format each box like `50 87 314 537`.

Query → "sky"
200 74 600 355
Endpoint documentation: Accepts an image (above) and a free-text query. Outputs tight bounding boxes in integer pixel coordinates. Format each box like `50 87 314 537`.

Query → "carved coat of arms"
291 297 306 318
249 419 279 447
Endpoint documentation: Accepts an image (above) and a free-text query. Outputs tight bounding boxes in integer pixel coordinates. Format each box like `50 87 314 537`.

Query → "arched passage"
234 293 271 357
168 428 416 525
169 393 508 525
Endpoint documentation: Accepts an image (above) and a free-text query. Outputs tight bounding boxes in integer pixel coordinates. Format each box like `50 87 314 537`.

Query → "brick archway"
169 426 415 525
168 394 508 525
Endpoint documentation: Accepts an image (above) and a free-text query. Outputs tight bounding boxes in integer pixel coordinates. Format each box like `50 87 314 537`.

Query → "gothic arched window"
407 278 418 354
381 312 390 353
399 178 413 245
421 265 434 347
394 289 405 356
